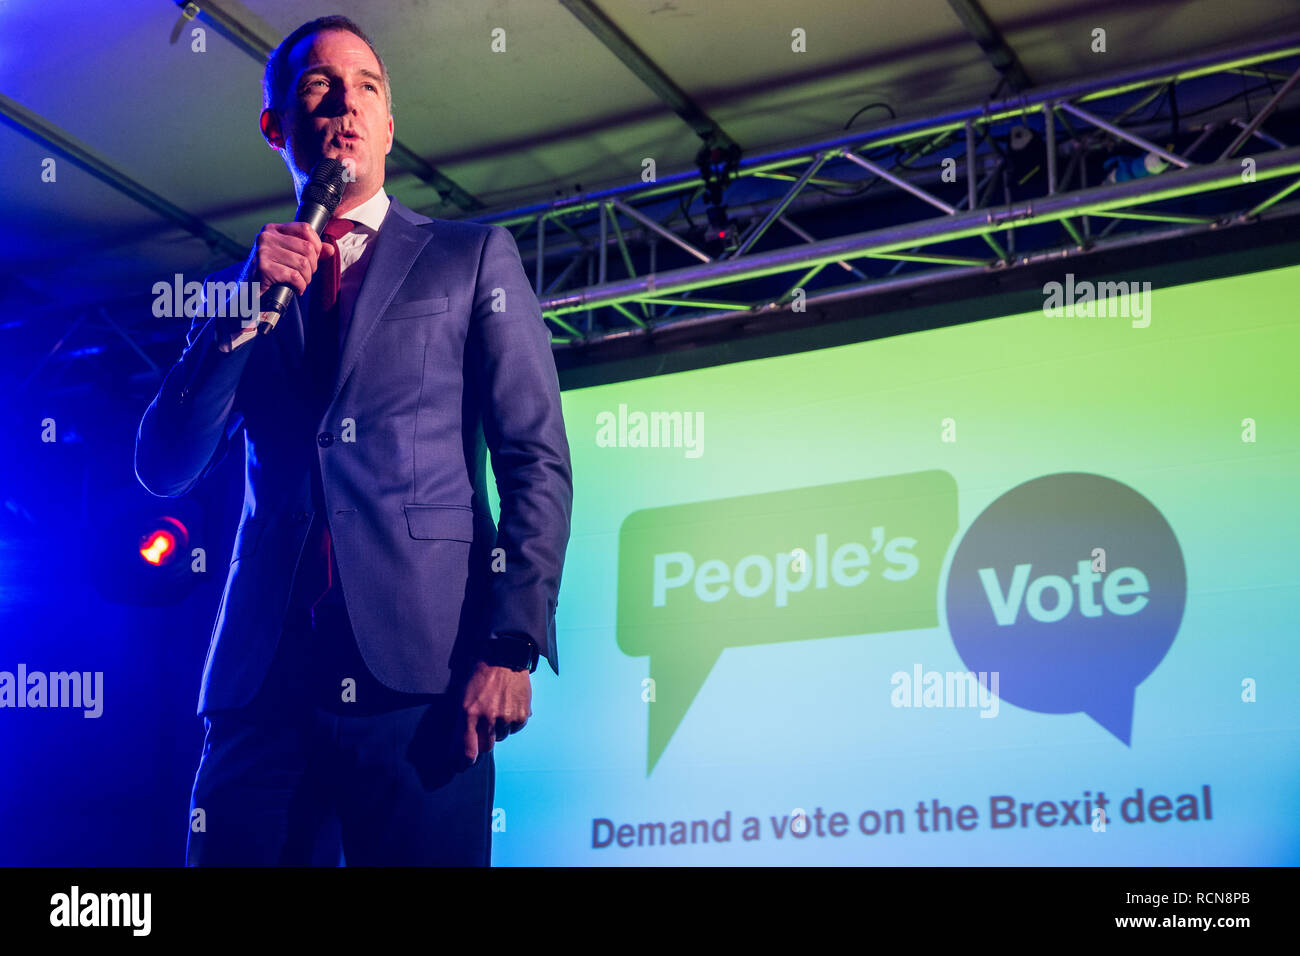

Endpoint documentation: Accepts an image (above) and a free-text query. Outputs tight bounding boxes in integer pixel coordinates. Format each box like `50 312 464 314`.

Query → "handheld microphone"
256 159 348 335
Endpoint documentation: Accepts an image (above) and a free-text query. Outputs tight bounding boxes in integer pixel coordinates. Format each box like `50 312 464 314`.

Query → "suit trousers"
185 599 494 866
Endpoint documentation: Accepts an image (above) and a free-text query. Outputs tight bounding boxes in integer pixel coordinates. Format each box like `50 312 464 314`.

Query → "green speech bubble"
618 470 959 774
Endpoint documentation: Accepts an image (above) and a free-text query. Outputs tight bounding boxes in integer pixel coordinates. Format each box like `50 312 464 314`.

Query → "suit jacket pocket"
403 504 474 541
383 296 449 321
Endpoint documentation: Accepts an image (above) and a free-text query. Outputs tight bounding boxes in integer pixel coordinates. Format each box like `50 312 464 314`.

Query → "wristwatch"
480 634 539 673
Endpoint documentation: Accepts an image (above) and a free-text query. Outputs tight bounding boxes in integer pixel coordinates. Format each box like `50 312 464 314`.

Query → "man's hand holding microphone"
217 159 347 351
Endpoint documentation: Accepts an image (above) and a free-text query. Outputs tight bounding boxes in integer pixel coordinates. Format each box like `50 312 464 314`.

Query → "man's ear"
260 108 285 150
385 115 394 155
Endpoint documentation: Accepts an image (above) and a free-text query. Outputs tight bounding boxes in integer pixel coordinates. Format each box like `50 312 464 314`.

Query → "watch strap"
481 634 539 673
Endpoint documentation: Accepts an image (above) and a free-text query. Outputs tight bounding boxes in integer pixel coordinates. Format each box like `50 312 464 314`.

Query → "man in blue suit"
135 16 572 865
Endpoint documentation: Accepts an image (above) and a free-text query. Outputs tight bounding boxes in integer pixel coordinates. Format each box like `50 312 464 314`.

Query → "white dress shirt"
221 185 391 352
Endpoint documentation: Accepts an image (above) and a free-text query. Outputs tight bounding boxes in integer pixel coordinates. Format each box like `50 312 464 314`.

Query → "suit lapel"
325 198 432 409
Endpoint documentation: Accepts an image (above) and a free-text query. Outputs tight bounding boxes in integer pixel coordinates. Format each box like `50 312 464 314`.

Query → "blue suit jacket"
136 197 573 715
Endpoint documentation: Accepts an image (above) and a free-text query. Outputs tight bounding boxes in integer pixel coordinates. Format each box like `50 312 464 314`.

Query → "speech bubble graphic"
944 473 1186 744
618 471 958 773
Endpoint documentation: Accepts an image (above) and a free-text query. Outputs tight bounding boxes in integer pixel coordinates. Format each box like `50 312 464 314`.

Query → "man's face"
261 29 394 201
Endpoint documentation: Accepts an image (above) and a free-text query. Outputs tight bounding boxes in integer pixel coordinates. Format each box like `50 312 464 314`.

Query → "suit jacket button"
317 431 334 447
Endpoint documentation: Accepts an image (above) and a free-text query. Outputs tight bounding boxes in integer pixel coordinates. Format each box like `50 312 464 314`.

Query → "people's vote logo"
618 471 958 774
944 473 1186 744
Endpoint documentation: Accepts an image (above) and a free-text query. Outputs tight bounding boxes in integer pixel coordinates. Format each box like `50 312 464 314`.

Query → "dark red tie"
306 217 355 397
302 217 355 614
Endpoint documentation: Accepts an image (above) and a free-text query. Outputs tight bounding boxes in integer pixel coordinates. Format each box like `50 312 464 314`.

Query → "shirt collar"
339 186 390 233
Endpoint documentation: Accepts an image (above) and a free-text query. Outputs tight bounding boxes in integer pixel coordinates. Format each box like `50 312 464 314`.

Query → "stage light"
1007 123 1048 196
704 204 737 255
81 465 220 606
137 517 188 567
139 530 174 565
1103 151 1170 184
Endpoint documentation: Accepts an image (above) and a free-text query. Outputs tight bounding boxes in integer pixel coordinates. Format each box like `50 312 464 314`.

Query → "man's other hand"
460 661 531 765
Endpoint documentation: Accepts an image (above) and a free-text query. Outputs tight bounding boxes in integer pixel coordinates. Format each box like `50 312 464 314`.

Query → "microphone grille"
301 159 347 211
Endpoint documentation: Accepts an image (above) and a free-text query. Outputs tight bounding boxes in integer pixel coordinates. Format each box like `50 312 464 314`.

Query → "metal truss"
17 32 1300 398
468 33 1300 349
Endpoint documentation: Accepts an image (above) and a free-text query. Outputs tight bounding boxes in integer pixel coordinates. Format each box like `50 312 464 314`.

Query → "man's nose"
319 83 360 116
339 82 366 114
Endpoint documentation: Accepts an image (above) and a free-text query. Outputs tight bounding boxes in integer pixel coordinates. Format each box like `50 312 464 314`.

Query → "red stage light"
140 531 175 565
139 517 188 566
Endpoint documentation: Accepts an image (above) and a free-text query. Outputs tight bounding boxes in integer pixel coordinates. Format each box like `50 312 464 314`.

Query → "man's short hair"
263 15 393 116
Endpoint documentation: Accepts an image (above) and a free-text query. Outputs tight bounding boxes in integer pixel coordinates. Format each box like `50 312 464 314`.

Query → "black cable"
678 184 702 230
1076 79 1276 127
1178 81 1283 120
1141 84 1172 126
843 101 896 130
